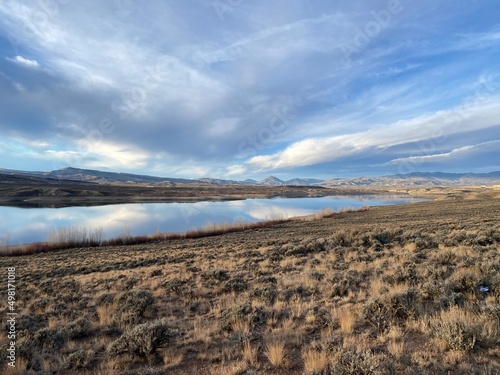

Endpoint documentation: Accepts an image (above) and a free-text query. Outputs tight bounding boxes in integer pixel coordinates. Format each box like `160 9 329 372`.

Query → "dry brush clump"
0 192 499 373
107 318 179 361
264 340 289 369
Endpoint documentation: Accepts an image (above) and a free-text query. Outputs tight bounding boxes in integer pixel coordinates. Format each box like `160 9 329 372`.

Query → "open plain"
0 188 499 374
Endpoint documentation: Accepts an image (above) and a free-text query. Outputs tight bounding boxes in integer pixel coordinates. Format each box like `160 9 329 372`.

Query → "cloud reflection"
0 196 425 245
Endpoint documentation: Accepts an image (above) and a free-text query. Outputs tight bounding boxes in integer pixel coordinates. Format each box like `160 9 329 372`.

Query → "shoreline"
0 185 476 208
1 186 495 252
0 187 414 208
3 178 488 208
0 183 391 208
1 196 430 255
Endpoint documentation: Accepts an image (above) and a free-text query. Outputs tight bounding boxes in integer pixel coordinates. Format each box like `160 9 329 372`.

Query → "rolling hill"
1 167 500 188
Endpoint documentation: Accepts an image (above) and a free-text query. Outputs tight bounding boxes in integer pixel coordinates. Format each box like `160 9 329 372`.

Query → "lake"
0 195 425 245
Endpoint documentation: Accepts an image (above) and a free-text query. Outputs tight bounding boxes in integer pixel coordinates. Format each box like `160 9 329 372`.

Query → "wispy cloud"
248 96 500 170
386 140 500 165
6 55 40 69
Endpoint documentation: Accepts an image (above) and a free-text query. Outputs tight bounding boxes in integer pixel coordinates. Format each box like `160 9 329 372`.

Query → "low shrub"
331 347 382 375
33 327 66 351
223 277 248 293
447 268 482 294
362 288 417 332
252 285 278 305
219 303 269 333
116 289 156 326
107 318 178 359
201 269 230 282
64 317 92 339
63 350 91 370
439 292 464 309
427 306 479 351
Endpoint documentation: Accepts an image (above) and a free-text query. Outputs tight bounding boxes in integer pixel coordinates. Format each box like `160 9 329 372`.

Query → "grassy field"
0 189 499 374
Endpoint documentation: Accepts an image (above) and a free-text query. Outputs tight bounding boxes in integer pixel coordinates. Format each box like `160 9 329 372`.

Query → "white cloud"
0 1 499 177
455 29 500 51
78 141 151 170
7 55 40 69
0 2 228 104
201 13 346 64
225 165 246 176
41 140 151 171
386 140 500 165
9 135 52 149
248 96 500 170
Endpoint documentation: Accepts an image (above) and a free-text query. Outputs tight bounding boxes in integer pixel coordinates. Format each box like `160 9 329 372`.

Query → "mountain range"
1 167 499 188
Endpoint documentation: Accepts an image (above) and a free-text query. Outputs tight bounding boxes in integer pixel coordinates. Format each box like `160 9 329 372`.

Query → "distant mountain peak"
257 176 285 186
2 167 500 187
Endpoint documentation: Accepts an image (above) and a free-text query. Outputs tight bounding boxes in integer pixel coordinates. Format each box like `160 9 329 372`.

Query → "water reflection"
0 195 425 245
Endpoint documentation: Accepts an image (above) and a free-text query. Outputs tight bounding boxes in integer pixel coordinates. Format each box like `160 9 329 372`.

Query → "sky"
0 0 499 180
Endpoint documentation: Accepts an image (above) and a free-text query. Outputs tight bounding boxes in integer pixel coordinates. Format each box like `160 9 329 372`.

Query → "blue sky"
0 0 499 180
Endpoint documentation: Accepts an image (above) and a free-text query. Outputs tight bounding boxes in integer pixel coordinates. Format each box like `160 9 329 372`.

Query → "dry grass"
208 362 247 375
386 326 406 358
4 359 28 375
161 348 184 368
425 306 481 351
231 318 251 333
265 340 288 369
241 341 259 366
302 348 329 374
48 226 104 247
0 191 499 374
96 303 115 326
336 306 357 334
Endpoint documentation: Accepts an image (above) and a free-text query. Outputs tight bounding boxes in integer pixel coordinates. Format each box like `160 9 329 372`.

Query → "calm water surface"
0 195 425 245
